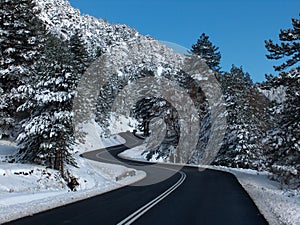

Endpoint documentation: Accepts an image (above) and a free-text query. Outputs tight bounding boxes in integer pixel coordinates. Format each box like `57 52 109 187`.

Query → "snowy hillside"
35 0 142 55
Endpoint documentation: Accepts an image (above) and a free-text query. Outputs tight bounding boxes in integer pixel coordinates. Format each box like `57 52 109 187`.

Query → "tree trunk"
54 148 61 171
54 148 65 176
143 120 150 136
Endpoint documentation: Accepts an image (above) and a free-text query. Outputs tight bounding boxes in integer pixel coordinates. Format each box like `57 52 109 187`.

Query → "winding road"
6 132 268 225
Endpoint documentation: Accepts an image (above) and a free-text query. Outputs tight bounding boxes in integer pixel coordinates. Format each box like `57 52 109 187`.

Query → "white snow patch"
119 144 148 161
74 119 125 154
108 113 138 135
258 85 287 103
156 66 164 76
0 120 146 224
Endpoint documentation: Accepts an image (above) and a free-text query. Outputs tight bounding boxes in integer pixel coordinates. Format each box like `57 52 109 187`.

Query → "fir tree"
0 0 43 88
0 0 46 139
265 15 300 186
214 65 270 170
191 33 221 72
17 34 78 174
265 15 300 72
69 30 91 75
0 87 14 139
263 69 300 186
131 67 207 162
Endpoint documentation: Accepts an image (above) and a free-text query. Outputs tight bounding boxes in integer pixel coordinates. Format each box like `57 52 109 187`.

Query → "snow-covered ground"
120 146 300 225
0 119 145 224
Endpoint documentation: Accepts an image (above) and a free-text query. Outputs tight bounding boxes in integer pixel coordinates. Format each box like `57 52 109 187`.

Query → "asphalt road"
5 132 268 225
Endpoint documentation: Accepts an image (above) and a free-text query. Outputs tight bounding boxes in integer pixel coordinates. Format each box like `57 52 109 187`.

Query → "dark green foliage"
69 30 91 75
214 66 271 170
132 68 208 161
0 0 46 139
264 14 300 186
262 69 300 186
265 15 300 72
191 33 221 72
0 0 45 90
17 33 80 173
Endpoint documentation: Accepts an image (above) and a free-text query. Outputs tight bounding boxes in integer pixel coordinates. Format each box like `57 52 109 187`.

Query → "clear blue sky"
69 0 300 82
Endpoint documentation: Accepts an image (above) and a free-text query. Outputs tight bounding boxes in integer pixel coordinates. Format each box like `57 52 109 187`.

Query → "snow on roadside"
121 146 300 225
108 113 138 135
119 144 148 161
74 114 137 154
221 167 300 225
0 157 145 224
74 119 126 154
0 119 146 224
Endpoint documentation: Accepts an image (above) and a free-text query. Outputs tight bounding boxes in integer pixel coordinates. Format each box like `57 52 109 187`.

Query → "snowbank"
108 113 138 135
74 119 126 154
224 167 300 225
0 120 146 224
119 144 148 161
0 157 145 224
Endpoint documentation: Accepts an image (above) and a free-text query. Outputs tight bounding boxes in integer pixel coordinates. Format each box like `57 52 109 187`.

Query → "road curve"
5 132 268 225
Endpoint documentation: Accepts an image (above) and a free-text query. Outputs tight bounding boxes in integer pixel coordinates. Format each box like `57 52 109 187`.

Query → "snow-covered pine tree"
68 30 94 143
17 33 78 174
264 15 300 186
263 70 300 185
191 33 221 72
0 87 14 139
95 69 128 137
69 30 92 75
188 34 224 164
214 65 270 170
0 0 46 139
265 16 300 72
0 0 44 88
130 67 207 162
131 68 156 137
